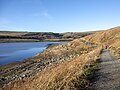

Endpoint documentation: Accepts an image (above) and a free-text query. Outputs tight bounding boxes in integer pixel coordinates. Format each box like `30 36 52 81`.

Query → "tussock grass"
82 26 120 58
83 26 120 45
110 41 120 59
2 48 101 90
0 38 97 89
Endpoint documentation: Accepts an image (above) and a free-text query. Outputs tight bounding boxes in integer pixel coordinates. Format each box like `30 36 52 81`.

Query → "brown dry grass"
1 48 101 90
0 31 28 36
82 26 120 58
83 26 120 45
34 39 95 64
109 40 120 58
2 26 120 90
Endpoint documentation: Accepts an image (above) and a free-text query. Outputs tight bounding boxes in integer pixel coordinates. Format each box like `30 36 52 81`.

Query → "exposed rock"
0 39 97 88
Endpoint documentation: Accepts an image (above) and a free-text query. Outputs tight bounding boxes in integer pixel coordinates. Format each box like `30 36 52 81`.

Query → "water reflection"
0 42 62 65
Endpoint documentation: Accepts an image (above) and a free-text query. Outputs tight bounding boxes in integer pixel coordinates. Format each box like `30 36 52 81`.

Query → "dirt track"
90 49 120 90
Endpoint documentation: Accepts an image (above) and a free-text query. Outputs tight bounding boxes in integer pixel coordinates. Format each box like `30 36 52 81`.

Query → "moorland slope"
0 31 95 42
1 26 120 90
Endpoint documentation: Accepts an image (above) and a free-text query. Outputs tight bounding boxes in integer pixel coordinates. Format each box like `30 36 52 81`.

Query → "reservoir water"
0 42 63 65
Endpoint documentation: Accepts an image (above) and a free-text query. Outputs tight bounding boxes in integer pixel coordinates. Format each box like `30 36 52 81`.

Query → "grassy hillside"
83 26 120 58
0 31 28 36
1 48 101 90
1 26 120 90
0 31 95 42
0 38 101 90
83 26 120 44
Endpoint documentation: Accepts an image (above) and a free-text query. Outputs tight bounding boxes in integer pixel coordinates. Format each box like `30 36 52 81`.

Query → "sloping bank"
109 40 120 59
0 38 102 90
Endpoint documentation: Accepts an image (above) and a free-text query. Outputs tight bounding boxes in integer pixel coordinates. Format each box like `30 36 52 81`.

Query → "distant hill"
0 31 96 42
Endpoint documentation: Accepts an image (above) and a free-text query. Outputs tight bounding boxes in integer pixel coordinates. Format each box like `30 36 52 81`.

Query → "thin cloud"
0 18 11 25
43 10 54 22
42 11 48 17
33 10 54 22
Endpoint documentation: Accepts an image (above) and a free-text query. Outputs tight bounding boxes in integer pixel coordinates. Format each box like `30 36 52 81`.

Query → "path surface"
90 49 120 90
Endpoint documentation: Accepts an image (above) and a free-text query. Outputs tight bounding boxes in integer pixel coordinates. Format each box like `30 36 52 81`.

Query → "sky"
0 0 120 33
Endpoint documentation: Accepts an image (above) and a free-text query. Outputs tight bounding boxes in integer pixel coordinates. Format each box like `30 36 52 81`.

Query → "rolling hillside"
83 26 120 58
1 26 120 90
83 26 120 44
0 31 95 42
0 35 101 90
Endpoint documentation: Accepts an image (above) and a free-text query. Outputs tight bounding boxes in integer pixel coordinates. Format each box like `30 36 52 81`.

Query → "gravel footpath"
89 49 120 90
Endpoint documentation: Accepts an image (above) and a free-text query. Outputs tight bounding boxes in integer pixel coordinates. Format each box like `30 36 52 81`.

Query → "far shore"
0 38 73 43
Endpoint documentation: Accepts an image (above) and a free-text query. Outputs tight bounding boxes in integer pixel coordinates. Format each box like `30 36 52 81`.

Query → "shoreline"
0 42 63 66
0 38 97 88
0 38 101 89
0 39 73 43
0 42 64 87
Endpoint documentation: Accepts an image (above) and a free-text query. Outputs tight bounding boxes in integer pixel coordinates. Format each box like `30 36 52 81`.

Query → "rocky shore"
0 39 97 87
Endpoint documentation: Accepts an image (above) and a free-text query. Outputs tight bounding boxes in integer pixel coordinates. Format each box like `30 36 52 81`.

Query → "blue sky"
0 0 120 32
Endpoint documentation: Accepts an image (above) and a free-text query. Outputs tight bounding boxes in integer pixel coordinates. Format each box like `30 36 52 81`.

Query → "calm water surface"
0 42 63 65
